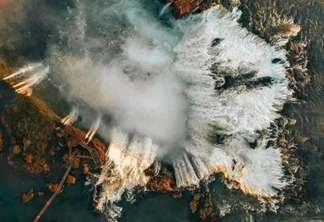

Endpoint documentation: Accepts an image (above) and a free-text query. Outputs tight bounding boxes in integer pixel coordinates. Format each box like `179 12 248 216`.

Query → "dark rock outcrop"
163 0 221 17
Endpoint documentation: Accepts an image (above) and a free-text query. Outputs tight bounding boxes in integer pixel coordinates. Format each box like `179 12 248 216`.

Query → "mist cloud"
46 0 190 150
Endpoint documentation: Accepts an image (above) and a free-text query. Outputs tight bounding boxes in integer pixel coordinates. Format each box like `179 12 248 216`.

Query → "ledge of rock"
163 0 222 18
0 60 106 175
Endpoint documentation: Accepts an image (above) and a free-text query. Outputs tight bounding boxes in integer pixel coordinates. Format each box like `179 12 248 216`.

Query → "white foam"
95 128 157 212
47 2 297 217
172 6 292 196
4 2 301 220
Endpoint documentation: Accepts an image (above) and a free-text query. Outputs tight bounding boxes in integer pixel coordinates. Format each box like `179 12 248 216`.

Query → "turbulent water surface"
0 0 324 221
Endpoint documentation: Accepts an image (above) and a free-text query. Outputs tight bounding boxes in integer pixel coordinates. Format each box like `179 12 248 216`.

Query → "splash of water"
159 2 172 17
3 63 44 80
6 0 301 220
172 6 292 197
3 64 48 96
13 66 48 95
61 107 79 126
95 129 157 212
81 4 296 219
85 117 101 143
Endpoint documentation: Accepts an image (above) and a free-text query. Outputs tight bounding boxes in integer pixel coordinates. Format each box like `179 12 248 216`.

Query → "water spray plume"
6 65 49 96
61 108 79 126
94 129 157 214
159 2 172 17
85 117 101 144
3 63 43 80
13 78 37 95
21 1 302 220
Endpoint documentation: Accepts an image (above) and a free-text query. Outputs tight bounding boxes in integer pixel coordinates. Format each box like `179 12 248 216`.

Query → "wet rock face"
22 189 35 203
2 94 57 174
0 60 107 176
163 0 221 17
189 191 218 221
162 0 243 17
146 174 176 192
171 0 203 17
66 174 76 185
46 183 60 193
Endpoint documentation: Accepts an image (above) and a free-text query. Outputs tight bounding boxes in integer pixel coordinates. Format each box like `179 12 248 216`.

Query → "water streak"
61 108 79 126
159 2 172 17
11 65 49 96
85 117 101 143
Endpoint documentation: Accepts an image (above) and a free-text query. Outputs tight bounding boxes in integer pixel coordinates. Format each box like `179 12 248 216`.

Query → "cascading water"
172 6 293 197
61 107 79 126
2 0 302 220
